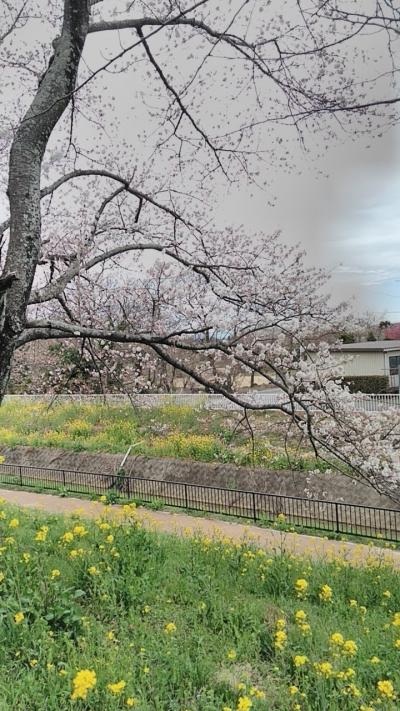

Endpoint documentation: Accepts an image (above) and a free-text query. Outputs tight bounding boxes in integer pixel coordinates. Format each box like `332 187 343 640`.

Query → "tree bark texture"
0 0 90 400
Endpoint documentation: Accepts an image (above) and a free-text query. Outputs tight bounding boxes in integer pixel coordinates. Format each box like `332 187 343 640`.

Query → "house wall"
331 351 386 377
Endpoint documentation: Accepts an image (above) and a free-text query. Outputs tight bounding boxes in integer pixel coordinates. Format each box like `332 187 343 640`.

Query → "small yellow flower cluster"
107 679 126 695
319 584 333 603
294 610 311 636
35 525 48 542
274 618 287 651
377 679 396 700
294 578 308 599
71 669 97 700
313 660 333 678
164 622 177 634
293 654 308 667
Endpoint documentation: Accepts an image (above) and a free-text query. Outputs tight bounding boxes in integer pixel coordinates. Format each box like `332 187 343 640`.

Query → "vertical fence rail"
0 461 399 542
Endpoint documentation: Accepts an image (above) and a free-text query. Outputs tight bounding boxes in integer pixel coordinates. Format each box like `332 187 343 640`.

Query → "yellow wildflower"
107 680 126 695
73 525 88 537
237 697 252 711
164 622 177 634
61 531 74 544
295 579 308 598
319 584 333 602
126 699 138 707
294 610 307 623
29 659 38 668
342 640 357 657
289 686 299 695
394 639 400 649
370 656 380 664
9 518 19 528
377 679 396 700
314 661 333 677
392 612 400 627
14 611 24 624
383 590 391 598
274 630 287 651
50 569 61 580
330 632 344 646
293 655 308 667
71 669 97 700
88 566 99 576
227 649 237 660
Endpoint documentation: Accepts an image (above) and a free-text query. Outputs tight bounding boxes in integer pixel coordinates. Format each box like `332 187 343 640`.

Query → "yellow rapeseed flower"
227 649 237 660
71 669 97 700
237 697 252 711
319 584 333 602
330 632 344 646
126 699 138 707
50 569 61 580
294 579 308 598
9 518 19 528
274 630 287 651
293 655 308 667
294 610 307 623
14 611 24 624
107 680 126 695
73 525 88 537
314 661 333 677
342 640 357 657
377 679 396 700
164 622 177 634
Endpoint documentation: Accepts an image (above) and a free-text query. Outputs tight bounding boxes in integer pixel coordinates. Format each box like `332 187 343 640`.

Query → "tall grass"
0 401 329 471
0 500 399 709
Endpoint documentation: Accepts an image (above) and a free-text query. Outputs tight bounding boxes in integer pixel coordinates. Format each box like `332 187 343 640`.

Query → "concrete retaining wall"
0 445 397 509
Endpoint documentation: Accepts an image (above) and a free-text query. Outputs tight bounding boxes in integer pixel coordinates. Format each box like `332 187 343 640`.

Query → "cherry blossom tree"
0 0 399 497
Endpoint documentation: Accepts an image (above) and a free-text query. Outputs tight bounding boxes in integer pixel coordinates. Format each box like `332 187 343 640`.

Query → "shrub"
345 375 389 394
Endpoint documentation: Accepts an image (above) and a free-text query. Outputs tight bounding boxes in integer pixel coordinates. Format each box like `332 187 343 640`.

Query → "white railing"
3 391 400 412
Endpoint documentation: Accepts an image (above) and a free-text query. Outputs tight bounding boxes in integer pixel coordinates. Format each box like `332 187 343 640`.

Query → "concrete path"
1 487 400 569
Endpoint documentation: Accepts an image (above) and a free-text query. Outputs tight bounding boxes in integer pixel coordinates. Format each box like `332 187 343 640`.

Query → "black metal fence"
0 461 399 542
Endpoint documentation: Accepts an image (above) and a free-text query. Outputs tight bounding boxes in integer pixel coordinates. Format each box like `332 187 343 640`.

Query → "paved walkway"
1 487 400 569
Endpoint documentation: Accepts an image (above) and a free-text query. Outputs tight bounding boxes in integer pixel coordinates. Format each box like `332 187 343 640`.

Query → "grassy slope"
0 401 328 471
0 500 399 710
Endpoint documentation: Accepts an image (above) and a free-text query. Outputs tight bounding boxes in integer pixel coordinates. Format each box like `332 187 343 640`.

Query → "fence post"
252 492 257 522
126 477 131 499
62 470 66 488
335 502 340 534
19 465 22 487
184 483 189 509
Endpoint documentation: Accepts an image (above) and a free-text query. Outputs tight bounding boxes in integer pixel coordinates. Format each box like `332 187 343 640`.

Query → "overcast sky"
213 123 400 321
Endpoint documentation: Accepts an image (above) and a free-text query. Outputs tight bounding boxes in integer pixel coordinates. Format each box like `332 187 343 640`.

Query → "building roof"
339 340 400 353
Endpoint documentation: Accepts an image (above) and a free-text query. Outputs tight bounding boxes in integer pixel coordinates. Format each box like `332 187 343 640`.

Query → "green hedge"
344 375 389 394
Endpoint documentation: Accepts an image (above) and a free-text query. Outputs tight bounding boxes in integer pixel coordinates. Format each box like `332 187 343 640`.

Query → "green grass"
0 500 400 709
0 401 330 472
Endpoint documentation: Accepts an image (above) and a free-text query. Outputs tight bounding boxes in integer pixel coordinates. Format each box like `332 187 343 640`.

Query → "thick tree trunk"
0 0 90 401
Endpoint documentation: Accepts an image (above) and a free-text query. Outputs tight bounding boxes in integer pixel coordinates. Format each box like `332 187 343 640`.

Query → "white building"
336 340 400 389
